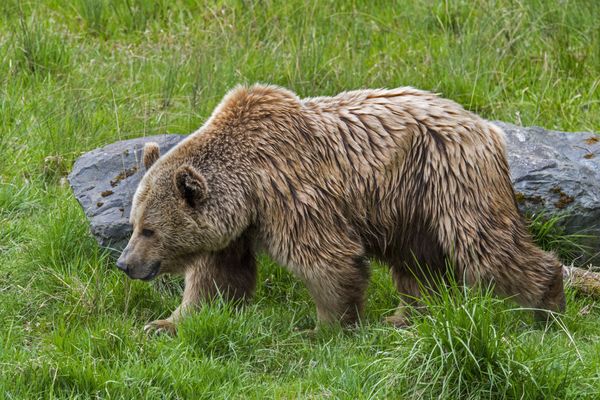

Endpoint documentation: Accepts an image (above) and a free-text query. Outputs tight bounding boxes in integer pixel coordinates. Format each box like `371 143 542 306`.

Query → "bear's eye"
141 228 155 237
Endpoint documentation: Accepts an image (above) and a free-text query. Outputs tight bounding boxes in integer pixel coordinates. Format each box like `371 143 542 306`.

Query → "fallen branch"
563 264 600 297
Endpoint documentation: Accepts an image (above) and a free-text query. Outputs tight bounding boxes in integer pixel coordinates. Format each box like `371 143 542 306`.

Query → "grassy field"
1 0 599 398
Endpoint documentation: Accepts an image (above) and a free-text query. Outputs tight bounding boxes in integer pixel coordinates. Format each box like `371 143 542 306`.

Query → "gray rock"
68 134 185 254
68 123 600 260
497 122 600 261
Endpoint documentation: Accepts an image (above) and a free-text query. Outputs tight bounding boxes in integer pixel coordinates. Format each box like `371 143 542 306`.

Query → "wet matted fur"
117 84 565 332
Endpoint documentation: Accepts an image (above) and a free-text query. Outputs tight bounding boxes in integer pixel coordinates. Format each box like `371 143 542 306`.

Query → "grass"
0 0 599 398
527 212 593 262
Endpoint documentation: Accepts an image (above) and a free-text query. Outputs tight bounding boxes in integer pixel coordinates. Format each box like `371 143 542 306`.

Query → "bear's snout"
116 247 161 281
116 257 129 273
116 247 132 275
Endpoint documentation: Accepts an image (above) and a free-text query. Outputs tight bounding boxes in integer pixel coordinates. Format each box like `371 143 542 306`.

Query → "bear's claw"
144 319 177 336
383 314 410 328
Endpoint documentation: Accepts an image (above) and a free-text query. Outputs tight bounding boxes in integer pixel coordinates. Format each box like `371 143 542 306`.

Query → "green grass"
1 0 599 398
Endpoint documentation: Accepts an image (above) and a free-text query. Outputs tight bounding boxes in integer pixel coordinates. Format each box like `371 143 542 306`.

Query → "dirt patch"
550 186 574 209
584 136 599 145
549 186 562 194
515 192 544 205
110 166 138 187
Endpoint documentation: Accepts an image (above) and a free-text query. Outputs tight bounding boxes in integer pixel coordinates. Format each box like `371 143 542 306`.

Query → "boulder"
497 122 600 262
68 134 185 254
68 123 600 260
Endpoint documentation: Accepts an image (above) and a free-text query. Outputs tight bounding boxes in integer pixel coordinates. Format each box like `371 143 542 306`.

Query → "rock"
68 134 185 254
68 123 600 260
497 122 600 262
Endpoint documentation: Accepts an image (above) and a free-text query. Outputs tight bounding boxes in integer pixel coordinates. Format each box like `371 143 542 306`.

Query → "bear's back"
295 87 504 200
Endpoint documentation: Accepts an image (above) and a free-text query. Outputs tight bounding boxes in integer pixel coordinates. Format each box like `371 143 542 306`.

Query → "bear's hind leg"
489 248 565 322
301 254 370 328
512 247 566 321
458 233 566 322
534 264 566 322
382 231 449 327
385 267 421 327
385 260 449 327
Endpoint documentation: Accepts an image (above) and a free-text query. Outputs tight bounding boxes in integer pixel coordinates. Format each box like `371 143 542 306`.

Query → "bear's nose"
116 258 128 273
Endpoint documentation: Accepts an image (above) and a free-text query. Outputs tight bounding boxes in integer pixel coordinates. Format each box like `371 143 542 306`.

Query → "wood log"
563 264 600 297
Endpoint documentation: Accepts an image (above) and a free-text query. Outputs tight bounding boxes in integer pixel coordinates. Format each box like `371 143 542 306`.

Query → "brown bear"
116 84 565 334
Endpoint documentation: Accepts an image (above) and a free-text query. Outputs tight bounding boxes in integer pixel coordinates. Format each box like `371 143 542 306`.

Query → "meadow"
1 0 599 398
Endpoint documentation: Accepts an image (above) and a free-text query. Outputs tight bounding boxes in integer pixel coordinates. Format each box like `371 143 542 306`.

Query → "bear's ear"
143 142 160 169
174 165 208 208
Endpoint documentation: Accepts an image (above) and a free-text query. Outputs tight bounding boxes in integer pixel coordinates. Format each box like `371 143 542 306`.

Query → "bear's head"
116 141 245 280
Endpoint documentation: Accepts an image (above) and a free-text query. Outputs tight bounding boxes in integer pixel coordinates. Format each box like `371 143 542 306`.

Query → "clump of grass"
12 14 71 76
405 279 576 398
416 288 522 397
430 0 473 35
178 299 273 359
0 181 38 250
114 0 170 34
76 0 171 37
76 0 108 37
0 181 38 216
0 0 22 21
0 98 14 165
528 212 590 262
160 59 181 110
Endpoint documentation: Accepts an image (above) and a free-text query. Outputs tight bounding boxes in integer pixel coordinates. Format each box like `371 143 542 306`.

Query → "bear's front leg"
143 318 178 335
144 234 257 335
143 266 204 335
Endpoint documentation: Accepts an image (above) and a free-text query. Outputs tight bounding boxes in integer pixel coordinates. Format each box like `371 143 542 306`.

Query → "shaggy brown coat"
117 84 565 332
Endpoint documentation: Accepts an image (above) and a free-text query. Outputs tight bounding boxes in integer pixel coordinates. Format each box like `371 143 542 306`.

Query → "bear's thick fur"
117 84 565 333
